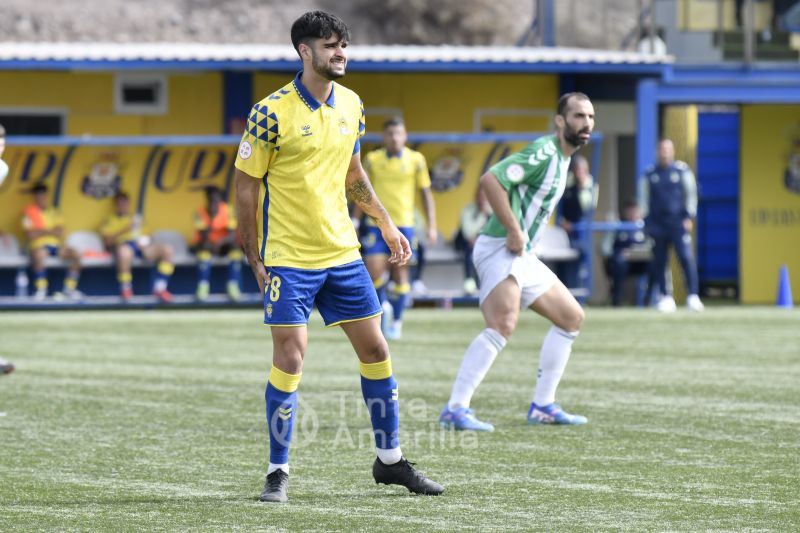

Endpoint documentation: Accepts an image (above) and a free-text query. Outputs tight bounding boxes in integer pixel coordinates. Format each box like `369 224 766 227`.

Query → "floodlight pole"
717 0 726 54
637 0 644 50
743 0 755 64
540 0 555 47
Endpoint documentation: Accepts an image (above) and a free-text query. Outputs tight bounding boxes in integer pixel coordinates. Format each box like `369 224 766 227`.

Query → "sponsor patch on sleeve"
238 140 253 160
506 163 525 183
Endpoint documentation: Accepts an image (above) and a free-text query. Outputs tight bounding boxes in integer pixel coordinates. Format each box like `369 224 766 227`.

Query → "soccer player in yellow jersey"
358 117 437 340
100 192 175 303
234 11 443 503
21 183 83 301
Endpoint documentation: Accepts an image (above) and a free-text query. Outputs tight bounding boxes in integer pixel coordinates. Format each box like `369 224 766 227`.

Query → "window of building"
114 73 168 115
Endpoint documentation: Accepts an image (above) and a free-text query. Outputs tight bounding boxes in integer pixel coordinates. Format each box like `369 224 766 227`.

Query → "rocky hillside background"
1 0 639 49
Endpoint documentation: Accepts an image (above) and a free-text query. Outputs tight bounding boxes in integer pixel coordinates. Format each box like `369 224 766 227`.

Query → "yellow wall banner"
0 144 237 246
1 139 534 248
740 105 800 304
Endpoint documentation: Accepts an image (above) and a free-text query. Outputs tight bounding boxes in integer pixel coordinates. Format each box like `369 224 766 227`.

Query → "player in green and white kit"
439 93 595 431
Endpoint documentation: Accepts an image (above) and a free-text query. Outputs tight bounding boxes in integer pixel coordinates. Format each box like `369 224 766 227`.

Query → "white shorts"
473 235 558 309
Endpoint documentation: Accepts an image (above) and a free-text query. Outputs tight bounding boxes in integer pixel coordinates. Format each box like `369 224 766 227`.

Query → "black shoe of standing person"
259 469 289 503
372 457 444 495
0 358 14 375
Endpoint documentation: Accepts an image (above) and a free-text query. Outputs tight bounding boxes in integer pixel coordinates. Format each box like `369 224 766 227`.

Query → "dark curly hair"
290 11 350 56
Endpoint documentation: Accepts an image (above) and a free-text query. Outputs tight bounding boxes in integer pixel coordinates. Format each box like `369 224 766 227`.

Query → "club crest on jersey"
506 163 525 183
301 124 313 137
238 140 252 160
338 117 349 135
670 171 680 183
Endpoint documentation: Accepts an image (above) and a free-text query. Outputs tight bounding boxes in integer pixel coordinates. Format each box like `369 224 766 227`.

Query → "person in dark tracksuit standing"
639 138 704 312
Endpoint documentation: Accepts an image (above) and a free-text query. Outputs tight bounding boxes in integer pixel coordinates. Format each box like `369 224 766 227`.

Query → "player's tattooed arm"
345 155 390 227
346 153 411 264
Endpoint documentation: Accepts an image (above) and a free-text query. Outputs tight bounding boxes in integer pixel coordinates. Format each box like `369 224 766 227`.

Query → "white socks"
268 463 288 475
448 328 507 410
376 447 402 465
447 325 577 409
533 326 578 406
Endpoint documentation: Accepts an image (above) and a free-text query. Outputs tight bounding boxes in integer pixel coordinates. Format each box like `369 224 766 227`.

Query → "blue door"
696 111 739 290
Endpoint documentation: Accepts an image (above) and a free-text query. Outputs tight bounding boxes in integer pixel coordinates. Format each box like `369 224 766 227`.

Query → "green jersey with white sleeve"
481 134 571 252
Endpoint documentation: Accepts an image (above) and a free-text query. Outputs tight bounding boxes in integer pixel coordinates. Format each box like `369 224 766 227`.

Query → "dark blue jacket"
639 161 698 228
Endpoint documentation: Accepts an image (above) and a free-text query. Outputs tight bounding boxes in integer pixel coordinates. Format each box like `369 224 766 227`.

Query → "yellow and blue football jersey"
363 148 431 228
235 71 366 270
100 214 144 244
22 204 63 249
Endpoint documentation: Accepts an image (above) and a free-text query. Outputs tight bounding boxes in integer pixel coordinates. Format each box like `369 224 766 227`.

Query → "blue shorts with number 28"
264 260 382 327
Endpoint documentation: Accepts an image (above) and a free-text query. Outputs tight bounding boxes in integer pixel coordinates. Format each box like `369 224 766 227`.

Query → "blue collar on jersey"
386 148 404 159
293 71 336 111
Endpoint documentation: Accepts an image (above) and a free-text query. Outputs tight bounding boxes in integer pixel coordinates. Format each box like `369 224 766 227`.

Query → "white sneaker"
463 277 478 296
656 295 677 313
411 279 428 297
385 320 403 340
33 289 47 301
380 300 394 337
686 294 705 312
65 289 85 301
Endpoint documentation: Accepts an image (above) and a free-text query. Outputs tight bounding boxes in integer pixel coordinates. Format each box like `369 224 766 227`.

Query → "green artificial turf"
0 307 798 531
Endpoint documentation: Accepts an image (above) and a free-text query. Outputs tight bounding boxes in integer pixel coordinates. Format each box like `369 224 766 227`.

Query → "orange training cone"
776 264 794 309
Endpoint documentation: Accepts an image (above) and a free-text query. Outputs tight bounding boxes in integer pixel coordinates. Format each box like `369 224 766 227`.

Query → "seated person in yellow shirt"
100 191 175 303
22 183 83 301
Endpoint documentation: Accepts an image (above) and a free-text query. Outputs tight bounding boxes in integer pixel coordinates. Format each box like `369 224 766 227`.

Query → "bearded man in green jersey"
440 93 595 431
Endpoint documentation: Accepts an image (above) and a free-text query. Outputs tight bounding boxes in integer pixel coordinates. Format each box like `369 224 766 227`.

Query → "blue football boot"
527 402 587 425
439 405 494 432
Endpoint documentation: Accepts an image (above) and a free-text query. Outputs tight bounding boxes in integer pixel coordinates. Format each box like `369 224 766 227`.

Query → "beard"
311 53 345 80
563 121 591 148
